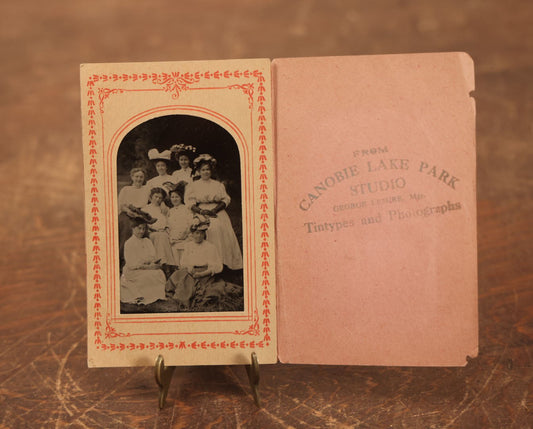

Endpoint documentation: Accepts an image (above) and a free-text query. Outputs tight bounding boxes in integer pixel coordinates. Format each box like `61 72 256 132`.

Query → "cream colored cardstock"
274 53 477 366
81 59 276 367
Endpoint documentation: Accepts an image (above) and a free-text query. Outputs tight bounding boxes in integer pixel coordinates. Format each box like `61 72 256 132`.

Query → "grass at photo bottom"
120 267 244 314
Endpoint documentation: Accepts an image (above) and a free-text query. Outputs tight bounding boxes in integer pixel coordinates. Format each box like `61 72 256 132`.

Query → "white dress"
143 203 175 265
166 240 234 308
167 205 193 266
117 184 151 268
171 167 193 185
117 185 150 210
146 174 175 190
143 203 168 231
181 240 223 275
185 179 243 270
120 236 166 304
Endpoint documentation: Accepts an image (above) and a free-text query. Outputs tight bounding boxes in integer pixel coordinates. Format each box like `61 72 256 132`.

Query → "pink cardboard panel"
274 53 477 366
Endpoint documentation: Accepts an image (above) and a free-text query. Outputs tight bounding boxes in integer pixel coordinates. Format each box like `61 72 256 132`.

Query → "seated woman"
170 144 196 184
120 210 166 305
117 167 150 268
167 181 193 266
165 215 242 311
185 154 243 270
143 187 175 266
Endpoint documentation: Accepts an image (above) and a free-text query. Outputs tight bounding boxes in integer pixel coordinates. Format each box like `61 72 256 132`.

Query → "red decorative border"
256 72 272 344
85 68 273 352
234 309 260 336
86 78 104 346
99 338 267 352
104 104 253 328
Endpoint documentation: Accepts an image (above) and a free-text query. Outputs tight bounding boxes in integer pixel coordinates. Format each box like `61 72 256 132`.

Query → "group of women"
118 144 243 309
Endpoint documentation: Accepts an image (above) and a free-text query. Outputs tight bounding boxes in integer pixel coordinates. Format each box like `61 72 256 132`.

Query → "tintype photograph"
117 114 245 314
82 58 276 367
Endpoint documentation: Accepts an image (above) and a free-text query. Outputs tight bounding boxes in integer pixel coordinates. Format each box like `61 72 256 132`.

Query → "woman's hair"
191 229 207 240
192 154 217 180
168 181 187 205
193 158 216 178
168 189 183 206
149 187 167 200
175 151 192 166
130 167 146 178
131 218 147 228
170 144 196 166
153 159 170 170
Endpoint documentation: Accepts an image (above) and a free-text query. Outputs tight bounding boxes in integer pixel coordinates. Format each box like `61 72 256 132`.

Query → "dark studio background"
117 114 243 251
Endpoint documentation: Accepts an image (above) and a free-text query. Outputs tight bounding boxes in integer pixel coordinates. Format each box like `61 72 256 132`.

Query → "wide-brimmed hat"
161 181 177 192
147 148 172 162
190 214 210 232
193 153 216 168
170 144 196 160
127 206 157 225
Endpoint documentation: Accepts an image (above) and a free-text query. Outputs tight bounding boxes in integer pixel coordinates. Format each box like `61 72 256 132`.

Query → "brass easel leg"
246 352 261 408
154 355 176 409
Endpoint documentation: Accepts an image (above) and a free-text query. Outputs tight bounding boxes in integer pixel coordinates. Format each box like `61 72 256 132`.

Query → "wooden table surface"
1 1 531 427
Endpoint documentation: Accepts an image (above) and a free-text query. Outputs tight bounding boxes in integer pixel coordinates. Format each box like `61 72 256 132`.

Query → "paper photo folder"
274 53 477 366
81 52 477 367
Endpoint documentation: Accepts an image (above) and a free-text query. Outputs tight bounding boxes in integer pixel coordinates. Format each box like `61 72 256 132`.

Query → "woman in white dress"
142 187 175 266
118 167 150 268
170 144 196 185
166 182 193 266
146 148 174 190
165 215 242 310
185 154 243 270
120 213 166 305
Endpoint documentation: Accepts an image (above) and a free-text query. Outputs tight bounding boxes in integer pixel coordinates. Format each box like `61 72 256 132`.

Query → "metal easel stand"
154 352 261 409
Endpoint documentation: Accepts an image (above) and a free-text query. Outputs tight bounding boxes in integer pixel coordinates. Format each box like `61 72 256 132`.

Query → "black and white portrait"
116 114 244 314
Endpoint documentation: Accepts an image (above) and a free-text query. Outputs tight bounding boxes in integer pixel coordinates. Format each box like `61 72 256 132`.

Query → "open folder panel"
81 53 477 367
275 53 477 366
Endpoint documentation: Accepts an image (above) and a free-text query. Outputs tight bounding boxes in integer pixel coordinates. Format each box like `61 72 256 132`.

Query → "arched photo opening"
116 114 244 314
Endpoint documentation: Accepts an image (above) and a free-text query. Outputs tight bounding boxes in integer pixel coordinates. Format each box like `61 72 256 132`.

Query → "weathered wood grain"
1 0 531 427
